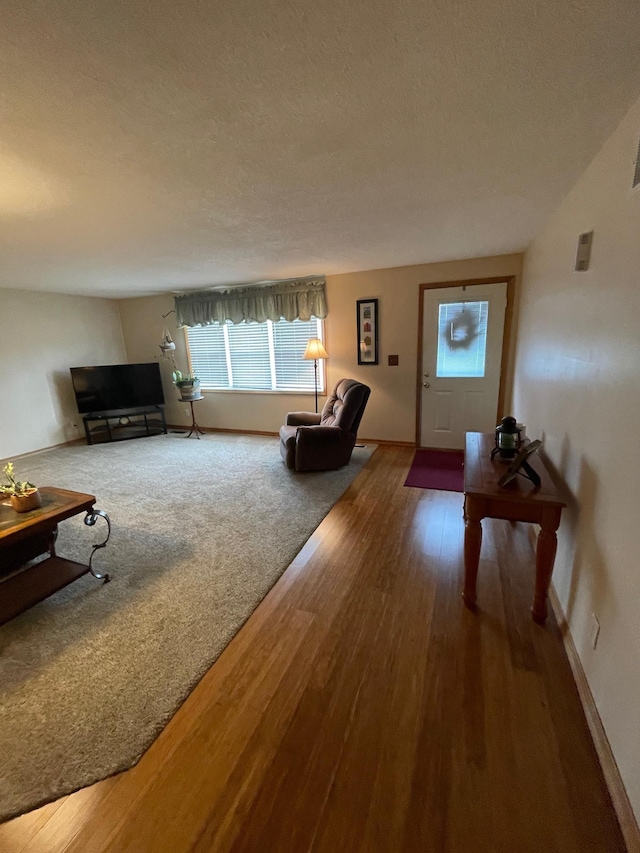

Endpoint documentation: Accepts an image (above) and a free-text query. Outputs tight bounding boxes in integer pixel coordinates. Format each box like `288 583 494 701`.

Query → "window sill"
196 389 327 397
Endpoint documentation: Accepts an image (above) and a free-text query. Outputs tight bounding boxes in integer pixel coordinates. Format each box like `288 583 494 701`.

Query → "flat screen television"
70 363 165 414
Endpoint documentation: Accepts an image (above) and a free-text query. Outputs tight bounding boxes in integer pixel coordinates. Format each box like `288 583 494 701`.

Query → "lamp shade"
303 338 328 360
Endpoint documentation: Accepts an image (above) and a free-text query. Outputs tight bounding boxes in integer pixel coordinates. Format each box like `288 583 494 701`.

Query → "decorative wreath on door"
447 308 479 350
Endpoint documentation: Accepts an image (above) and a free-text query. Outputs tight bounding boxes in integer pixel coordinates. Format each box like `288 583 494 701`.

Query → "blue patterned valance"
174 276 327 327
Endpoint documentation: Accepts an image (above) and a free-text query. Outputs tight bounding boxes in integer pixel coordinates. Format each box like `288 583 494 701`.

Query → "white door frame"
415 276 516 448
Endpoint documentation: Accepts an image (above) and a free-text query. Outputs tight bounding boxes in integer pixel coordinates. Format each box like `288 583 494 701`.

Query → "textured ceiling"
2 0 640 298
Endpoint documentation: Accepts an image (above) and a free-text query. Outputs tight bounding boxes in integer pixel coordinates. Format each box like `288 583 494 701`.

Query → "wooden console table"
463 432 566 623
0 487 111 625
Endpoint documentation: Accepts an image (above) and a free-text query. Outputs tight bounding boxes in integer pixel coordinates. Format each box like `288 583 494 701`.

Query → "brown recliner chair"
279 378 371 472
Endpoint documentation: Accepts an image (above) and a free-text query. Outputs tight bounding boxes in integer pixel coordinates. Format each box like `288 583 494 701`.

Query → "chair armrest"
286 411 322 426
296 425 343 446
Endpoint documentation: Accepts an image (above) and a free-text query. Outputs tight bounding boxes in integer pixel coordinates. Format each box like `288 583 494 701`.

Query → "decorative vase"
176 380 201 401
10 489 42 513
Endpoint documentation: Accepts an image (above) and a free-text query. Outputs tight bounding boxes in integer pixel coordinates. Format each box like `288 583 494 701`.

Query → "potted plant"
172 370 201 401
0 462 42 513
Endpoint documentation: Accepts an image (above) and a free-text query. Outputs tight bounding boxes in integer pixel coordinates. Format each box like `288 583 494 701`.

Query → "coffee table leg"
84 509 112 582
48 525 58 557
532 524 558 624
463 506 483 608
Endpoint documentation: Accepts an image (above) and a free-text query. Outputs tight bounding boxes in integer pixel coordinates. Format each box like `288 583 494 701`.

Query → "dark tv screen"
70 363 165 414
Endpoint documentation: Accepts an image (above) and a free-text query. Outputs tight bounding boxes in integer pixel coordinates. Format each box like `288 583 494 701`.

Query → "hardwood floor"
0 446 625 852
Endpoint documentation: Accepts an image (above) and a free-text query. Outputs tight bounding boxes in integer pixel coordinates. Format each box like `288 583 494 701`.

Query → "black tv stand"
81 406 167 445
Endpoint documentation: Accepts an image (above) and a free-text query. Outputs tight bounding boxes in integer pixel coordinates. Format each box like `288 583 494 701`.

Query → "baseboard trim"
166 425 278 437
359 438 415 448
547 584 640 852
527 526 639 849
1 438 84 467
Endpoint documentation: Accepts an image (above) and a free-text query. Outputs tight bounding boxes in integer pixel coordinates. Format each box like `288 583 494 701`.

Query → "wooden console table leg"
532 510 561 624
463 502 484 608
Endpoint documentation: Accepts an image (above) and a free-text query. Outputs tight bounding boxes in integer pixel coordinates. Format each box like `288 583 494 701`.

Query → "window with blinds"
227 322 271 390
436 301 489 378
186 318 324 392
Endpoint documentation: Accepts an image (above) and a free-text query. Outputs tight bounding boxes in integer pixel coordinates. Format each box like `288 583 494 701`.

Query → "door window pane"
436 301 489 378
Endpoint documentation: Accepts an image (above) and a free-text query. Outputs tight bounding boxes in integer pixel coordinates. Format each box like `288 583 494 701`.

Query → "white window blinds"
273 320 318 391
186 318 324 392
436 301 489 378
185 322 228 387
227 322 271 390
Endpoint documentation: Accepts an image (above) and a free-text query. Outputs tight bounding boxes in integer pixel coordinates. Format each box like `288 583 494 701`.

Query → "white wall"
512 95 640 819
118 253 523 442
0 288 126 458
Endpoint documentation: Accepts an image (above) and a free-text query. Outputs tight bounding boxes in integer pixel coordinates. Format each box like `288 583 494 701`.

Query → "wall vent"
634 134 640 189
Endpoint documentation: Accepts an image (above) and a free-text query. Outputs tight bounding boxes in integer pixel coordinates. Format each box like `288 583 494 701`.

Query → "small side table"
463 432 566 623
182 395 205 439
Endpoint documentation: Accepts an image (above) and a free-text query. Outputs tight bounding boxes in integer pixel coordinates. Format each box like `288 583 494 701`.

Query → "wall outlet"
590 613 601 650
184 407 190 416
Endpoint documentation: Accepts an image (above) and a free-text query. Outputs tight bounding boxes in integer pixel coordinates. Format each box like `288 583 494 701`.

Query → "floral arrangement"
0 462 37 497
172 370 199 386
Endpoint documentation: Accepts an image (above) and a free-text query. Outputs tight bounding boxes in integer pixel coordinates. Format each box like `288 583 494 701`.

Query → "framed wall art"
357 298 378 365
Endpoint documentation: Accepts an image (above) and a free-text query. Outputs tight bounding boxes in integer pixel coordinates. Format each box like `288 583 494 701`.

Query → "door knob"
423 381 430 388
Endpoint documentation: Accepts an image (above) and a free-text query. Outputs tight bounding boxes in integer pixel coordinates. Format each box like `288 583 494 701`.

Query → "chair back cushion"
320 379 371 437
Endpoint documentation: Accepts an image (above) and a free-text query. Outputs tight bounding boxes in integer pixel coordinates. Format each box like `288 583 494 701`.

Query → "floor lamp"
303 338 328 413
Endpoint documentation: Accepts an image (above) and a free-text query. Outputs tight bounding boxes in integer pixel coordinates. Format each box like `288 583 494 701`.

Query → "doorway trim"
415 275 516 448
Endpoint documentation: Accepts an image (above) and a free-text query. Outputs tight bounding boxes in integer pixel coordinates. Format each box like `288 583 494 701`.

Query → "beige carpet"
0 433 375 822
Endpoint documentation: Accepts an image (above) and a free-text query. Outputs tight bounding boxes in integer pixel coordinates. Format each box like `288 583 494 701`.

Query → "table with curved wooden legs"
463 432 566 624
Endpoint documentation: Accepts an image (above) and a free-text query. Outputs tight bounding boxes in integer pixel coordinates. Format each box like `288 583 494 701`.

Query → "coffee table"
0 487 111 625
463 432 566 623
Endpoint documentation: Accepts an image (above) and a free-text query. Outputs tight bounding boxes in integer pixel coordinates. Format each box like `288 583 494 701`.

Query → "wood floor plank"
0 446 626 852
13 779 119 853
65 606 318 853
0 799 67 853
316 509 437 852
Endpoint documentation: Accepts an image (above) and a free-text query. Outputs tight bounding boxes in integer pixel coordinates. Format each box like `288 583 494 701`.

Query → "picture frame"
497 439 543 488
357 298 379 365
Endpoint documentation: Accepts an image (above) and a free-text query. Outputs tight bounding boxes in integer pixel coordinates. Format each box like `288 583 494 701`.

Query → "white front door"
419 282 508 449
